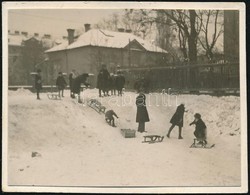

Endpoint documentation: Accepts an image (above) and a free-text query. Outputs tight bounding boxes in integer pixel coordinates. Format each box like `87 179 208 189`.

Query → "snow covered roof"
8 34 27 46
45 29 168 53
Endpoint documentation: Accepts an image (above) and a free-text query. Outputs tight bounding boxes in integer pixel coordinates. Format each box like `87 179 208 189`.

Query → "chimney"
118 28 125 32
21 32 28 36
84 23 91 32
126 29 132 33
67 29 75 45
34 33 39 37
44 34 51 39
14 30 19 35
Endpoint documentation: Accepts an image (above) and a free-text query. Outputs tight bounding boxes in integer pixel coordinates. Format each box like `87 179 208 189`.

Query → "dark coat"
72 74 89 94
109 76 116 89
35 74 42 90
136 93 150 123
170 104 185 127
56 76 67 90
105 110 118 119
102 69 110 90
69 72 76 89
190 119 207 139
116 75 125 90
97 72 104 89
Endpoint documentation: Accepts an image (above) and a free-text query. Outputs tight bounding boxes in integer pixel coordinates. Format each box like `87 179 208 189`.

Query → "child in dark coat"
35 69 42 100
116 71 125 96
136 88 150 133
190 113 207 144
167 104 186 139
56 72 67 97
105 110 119 127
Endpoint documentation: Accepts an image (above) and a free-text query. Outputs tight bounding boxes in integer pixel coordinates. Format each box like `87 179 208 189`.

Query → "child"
56 72 67 97
72 73 90 103
190 113 207 144
166 103 186 139
105 110 119 127
35 69 42 100
136 88 150 133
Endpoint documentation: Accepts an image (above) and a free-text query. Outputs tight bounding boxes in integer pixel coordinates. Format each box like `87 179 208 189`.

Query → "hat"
194 113 201 119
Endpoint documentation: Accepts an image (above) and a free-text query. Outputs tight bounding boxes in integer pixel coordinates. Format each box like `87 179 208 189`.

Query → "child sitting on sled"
190 113 207 145
105 110 119 127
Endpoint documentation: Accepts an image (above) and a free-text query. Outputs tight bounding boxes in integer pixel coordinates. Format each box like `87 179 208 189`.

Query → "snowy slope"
7 89 241 186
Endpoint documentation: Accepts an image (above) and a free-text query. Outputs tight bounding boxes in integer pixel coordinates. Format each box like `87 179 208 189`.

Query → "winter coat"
105 110 118 119
190 119 207 139
109 76 117 90
136 93 150 123
116 75 125 90
72 73 89 94
35 74 42 90
97 72 104 89
56 76 67 90
102 69 110 90
69 72 76 89
170 104 185 127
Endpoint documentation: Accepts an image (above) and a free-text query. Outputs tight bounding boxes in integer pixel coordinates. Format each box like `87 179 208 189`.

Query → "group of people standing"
135 89 207 142
97 64 125 97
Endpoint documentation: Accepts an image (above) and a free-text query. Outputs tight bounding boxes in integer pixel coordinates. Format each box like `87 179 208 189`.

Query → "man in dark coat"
97 70 104 97
190 113 207 143
101 64 110 96
35 69 42 100
56 72 67 97
69 69 77 97
167 104 186 139
72 73 90 103
136 88 150 133
116 71 125 96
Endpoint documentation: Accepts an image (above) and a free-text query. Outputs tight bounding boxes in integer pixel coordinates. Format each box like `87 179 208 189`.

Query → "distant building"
8 31 58 85
45 24 170 87
224 10 239 62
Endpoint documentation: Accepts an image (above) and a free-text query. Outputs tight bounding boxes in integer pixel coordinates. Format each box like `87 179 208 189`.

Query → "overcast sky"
8 9 122 38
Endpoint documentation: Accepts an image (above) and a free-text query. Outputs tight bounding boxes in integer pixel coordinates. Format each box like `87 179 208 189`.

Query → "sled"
142 135 164 144
87 99 106 114
190 138 215 149
47 94 61 100
121 129 136 138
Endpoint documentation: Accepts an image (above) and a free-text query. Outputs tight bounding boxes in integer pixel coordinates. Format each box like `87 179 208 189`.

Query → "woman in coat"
136 88 150 133
190 113 207 143
166 103 185 139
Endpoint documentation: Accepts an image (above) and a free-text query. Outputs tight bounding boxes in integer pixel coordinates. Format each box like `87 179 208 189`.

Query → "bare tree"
197 10 224 60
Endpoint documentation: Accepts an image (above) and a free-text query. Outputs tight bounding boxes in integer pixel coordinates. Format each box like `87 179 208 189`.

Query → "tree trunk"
188 10 197 64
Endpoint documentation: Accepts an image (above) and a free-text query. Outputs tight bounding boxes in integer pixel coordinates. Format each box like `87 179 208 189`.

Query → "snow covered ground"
7 88 241 187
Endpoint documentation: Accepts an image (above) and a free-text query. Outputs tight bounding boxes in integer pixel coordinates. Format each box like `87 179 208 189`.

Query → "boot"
178 128 183 139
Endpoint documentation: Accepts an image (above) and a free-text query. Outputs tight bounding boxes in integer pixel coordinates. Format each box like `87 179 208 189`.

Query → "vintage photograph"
2 2 247 193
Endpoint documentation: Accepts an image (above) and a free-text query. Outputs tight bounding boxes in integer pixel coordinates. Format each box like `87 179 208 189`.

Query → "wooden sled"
190 138 215 149
47 94 61 100
142 135 164 144
87 99 106 114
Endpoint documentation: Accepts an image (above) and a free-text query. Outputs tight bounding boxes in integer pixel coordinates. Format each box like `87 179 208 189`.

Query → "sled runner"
190 138 215 149
87 99 106 114
142 135 164 144
47 94 61 100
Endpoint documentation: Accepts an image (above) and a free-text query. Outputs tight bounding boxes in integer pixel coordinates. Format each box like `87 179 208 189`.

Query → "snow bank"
8 88 33 96
7 89 241 187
